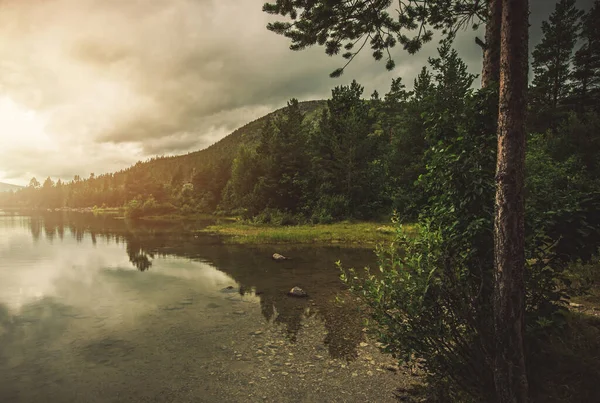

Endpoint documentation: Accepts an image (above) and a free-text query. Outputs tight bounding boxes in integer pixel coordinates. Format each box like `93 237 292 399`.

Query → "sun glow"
0 96 57 183
0 96 53 149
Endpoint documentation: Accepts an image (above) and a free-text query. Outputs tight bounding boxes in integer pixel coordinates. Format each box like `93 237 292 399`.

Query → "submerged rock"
272 253 289 261
288 286 308 298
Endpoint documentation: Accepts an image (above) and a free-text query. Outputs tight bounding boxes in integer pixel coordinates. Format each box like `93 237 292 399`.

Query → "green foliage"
221 99 311 216
342 48 498 400
340 42 600 399
251 208 307 226
572 0 600 106
309 80 386 219
531 0 583 111
526 121 600 264
125 197 177 219
563 252 600 296
263 0 485 76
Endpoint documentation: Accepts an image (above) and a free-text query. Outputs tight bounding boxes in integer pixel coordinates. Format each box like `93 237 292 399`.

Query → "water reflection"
2 211 375 360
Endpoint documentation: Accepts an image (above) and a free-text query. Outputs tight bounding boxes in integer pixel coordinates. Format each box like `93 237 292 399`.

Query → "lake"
0 211 413 402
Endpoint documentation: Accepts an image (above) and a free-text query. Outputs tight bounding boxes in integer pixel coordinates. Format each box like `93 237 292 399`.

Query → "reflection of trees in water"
24 212 374 360
255 293 310 343
29 216 41 242
200 245 374 359
26 212 204 272
126 239 154 271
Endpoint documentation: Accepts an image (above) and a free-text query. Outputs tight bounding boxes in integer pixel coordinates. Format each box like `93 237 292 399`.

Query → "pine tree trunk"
493 0 529 402
482 0 503 88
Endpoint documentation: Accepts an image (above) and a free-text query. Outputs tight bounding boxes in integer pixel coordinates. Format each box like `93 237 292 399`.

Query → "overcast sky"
0 0 594 186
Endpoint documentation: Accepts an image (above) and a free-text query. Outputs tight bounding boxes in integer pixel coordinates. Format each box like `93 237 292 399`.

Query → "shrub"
342 84 575 400
125 197 177 218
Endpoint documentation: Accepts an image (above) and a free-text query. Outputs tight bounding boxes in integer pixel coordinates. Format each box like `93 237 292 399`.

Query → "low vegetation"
200 221 413 246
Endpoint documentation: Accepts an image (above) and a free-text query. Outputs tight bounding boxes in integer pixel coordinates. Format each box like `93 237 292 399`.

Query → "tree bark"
482 0 503 88
493 0 529 402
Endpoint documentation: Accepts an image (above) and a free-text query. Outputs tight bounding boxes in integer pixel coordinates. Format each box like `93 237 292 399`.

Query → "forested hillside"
0 100 325 214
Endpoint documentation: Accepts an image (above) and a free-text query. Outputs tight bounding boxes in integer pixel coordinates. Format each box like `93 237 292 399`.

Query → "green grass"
137 213 236 222
199 221 416 246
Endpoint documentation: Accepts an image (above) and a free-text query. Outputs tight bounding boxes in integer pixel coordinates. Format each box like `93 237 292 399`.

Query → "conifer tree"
531 0 583 110
572 0 600 104
310 81 381 219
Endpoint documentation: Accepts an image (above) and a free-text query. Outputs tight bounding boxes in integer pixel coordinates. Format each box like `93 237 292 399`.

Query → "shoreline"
0 207 414 246
198 221 414 246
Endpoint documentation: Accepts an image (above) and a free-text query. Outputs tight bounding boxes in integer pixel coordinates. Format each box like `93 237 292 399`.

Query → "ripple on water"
80 337 135 365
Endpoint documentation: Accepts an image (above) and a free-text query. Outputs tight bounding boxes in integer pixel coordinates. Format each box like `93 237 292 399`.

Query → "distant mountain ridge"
0 182 22 192
0 100 327 209
121 99 327 184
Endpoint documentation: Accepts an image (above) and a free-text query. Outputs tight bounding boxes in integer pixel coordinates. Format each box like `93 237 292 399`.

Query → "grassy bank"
134 213 236 222
199 221 416 246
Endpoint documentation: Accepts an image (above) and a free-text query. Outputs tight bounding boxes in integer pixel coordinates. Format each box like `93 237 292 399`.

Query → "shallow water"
0 211 408 402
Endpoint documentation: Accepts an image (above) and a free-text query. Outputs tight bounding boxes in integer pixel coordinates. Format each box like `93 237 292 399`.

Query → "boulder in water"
272 253 288 261
288 286 308 298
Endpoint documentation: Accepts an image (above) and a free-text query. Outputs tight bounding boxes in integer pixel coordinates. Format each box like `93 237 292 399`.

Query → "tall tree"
254 99 310 213
264 0 531 400
481 0 503 87
572 0 600 104
28 177 40 189
531 0 583 110
311 81 382 218
493 0 529 401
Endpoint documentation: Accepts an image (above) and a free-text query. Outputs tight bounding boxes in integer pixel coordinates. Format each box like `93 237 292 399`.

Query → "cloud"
0 0 592 185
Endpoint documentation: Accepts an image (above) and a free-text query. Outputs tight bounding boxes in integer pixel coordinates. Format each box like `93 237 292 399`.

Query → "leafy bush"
251 208 306 226
526 132 600 263
312 194 350 223
342 71 499 398
125 197 177 218
180 204 195 215
563 252 600 296
341 46 598 400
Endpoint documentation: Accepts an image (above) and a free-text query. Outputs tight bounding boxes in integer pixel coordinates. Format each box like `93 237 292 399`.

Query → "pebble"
385 364 400 372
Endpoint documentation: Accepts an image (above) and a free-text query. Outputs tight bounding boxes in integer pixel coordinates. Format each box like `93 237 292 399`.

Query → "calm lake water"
0 211 409 402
